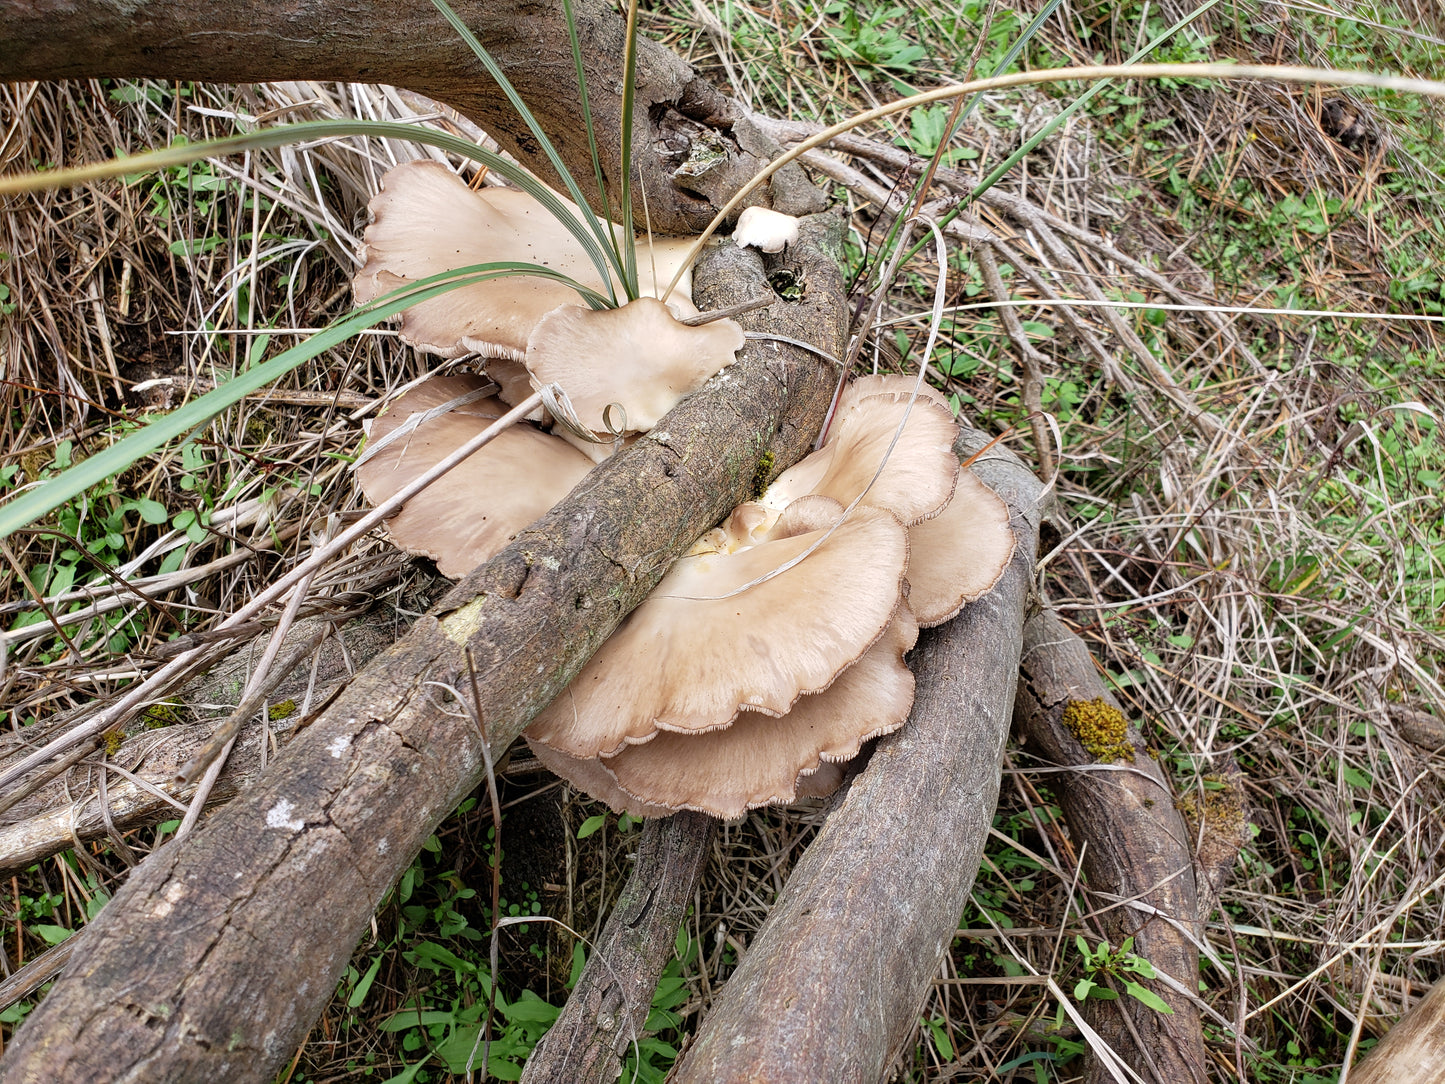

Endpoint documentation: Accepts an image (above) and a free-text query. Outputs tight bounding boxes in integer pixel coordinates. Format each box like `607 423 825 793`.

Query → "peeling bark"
672 437 1043 1083
0 217 845 1084
0 0 824 232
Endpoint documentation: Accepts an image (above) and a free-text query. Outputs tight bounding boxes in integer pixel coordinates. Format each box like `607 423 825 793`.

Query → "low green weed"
1072 935 1173 1014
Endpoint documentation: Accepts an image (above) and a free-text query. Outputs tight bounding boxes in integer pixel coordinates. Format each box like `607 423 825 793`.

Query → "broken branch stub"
672 434 1042 1083
0 217 844 1084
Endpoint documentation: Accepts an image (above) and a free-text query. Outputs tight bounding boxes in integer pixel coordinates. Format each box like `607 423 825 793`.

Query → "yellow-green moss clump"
142 700 187 729
1177 775 1248 838
268 699 298 721
1061 697 1135 763
751 450 776 500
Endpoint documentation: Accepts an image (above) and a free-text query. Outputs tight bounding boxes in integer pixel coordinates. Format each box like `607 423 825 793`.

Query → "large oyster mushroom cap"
526 495 909 758
598 605 920 819
353 160 698 359
905 469 1017 627
524 298 744 434
357 373 593 578
766 388 961 526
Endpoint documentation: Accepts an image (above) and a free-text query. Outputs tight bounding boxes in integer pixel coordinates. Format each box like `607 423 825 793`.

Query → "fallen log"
0 0 824 232
521 811 716 1083
1014 607 1208 1084
672 434 1042 1082
0 217 845 1083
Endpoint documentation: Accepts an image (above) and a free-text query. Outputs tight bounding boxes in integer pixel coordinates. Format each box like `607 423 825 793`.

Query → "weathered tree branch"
672 435 1042 1082
521 811 716 1084
0 217 845 1083
1014 607 1207 1084
0 0 824 232
1351 977 1445 1084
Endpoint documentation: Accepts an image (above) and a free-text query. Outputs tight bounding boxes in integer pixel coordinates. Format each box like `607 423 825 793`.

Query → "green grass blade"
426 0 626 295
0 262 605 539
0 118 622 302
561 0 630 287
958 0 1062 127
617 0 642 298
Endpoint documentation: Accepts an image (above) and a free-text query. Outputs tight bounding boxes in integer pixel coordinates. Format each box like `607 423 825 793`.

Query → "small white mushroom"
733 205 801 253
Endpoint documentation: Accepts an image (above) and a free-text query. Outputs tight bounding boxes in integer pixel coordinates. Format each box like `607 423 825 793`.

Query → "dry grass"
1 0 1443 1079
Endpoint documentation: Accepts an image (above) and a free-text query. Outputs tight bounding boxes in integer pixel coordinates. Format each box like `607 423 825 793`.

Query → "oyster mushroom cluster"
352 162 1017 819
353 161 746 573
525 375 1016 819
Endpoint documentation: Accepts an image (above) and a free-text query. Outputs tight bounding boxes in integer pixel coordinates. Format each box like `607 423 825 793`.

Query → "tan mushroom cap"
838 373 952 413
357 373 594 578
905 469 1016 626
793 761 846 801
525 739 676 821
353 160 698 360
524 298 744 433
597 606 919 819
526 494 909 758
766 389 960 526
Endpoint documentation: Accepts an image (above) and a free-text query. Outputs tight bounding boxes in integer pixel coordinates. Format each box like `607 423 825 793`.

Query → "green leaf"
380 1008 459 1032
926 1018 955 1060
31 924 73 946
1123 980 1174 1014
577 815 606 839
348 954 384 1008
131 498 169 525
1073 978 1096 1001
379 1059 429 1084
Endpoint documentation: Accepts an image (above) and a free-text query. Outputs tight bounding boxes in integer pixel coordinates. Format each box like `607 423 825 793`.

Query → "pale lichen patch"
152 880 187 918
265 799 305 831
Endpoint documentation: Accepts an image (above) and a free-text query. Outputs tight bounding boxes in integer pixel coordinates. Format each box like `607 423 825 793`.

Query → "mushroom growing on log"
527 378 1016 818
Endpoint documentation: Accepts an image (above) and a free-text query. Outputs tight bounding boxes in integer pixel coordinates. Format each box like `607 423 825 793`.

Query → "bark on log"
672 436 1043 1083
0 0 824 232
0 216 845 1084
1351 978 1445 1084
1013 607 1207 1084
521 811 716 1084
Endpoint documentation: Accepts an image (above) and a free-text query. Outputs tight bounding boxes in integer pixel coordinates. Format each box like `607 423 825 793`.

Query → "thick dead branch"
521 811 715 1084
1351 978 1445 1084
672 433 1042 1083
1014 607 1207 1084
0 0 824 232
0 218 844 1083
